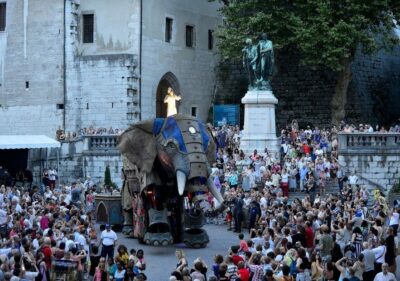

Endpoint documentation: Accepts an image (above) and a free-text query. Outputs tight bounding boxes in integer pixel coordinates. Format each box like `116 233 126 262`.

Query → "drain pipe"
138 0 143 121
63 0 67 130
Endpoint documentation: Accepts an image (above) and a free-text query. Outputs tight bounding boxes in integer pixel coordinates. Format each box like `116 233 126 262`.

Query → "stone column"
240 89 280 156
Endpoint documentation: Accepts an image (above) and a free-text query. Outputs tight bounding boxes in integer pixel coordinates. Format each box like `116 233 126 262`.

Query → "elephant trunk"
207 177 224 205
176 170 186 196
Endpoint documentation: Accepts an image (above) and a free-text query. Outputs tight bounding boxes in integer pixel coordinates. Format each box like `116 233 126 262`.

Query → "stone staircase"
286 178 379 209
288 180 339 202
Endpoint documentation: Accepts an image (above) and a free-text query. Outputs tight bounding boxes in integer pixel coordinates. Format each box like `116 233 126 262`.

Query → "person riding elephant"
118 114 223 248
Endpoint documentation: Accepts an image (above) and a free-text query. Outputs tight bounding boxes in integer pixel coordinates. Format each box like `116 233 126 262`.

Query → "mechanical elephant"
118 114 223 248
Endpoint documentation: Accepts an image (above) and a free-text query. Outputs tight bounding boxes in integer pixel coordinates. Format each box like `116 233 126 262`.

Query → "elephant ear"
205 123 216 165
118 120 157 174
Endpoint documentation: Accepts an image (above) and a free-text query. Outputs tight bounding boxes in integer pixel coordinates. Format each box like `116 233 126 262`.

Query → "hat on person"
106 224 111 229
355 210 362 217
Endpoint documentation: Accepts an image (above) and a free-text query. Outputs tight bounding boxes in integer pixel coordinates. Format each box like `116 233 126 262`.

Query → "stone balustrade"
338 132 400 154
85 135 119 151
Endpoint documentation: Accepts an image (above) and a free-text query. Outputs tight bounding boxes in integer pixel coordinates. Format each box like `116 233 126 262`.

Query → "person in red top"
42 237 53 269
230 245 244 266
303 142 311 155
237 261 250 281
305 221 314 253
238 233 249 253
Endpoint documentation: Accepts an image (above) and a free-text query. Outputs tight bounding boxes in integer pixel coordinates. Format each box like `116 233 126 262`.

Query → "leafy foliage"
104 165 112 187
214 0 400 71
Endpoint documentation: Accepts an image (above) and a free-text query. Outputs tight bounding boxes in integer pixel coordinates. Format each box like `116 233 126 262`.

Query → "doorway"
156 72 181 118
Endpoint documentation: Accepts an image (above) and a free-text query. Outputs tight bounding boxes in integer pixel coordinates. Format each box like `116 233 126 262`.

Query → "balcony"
83 135 120 156
338 132 400 155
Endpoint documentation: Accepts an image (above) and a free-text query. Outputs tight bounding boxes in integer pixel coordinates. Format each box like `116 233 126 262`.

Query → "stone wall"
339 154 400 192
65 53 139 132
348 46 400 126
215 46 400 130
337 133 400 193
28 136 123 188
0 0 64 136
64 0 140 133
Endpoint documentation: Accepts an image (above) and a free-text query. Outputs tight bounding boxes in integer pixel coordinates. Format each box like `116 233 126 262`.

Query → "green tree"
104 165 112 187
213 0 400 124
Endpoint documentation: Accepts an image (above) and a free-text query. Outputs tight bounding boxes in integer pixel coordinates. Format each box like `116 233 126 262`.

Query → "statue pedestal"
240 90 280 156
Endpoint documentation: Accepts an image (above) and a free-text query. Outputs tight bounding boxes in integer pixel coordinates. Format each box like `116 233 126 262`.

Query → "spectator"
100 224 117 259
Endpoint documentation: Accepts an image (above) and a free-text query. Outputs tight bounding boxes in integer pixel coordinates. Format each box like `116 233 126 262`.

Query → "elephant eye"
166 142 176 149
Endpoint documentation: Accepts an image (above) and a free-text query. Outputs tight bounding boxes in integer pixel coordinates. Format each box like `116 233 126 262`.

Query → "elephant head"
118 114 223 204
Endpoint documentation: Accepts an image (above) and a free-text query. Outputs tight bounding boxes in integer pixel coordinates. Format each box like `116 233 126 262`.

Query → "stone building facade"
140 0 221 120
0 0 221 185
0 0 65 135
0 0 221 136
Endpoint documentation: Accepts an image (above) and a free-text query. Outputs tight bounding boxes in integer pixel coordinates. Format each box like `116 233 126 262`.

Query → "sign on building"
213 104 240 127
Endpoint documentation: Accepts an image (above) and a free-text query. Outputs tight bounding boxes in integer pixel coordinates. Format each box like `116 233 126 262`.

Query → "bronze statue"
258 33 274 89
242 38 259 89
243 33 275 90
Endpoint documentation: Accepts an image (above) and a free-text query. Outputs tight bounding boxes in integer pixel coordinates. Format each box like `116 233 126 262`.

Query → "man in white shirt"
48 168 57 188
251 229 264 247
101 224 118 259
65 234 76 251
372 239 387 272
74 228 87 250
348 172 358 187
32 231 42 253
373 263 396 281
243 192 252 207
361 242 376 280
44 187 53 201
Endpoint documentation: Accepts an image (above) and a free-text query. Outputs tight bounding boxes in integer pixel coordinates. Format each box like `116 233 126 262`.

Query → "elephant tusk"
207 177 224 204
176 170 186 196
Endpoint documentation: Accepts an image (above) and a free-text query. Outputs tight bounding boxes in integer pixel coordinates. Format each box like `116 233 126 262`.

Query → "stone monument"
240 33 280 155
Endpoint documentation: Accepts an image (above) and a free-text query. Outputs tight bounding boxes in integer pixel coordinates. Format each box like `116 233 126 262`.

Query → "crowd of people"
0 121 398 281
0 177 151 281
169 122 398 281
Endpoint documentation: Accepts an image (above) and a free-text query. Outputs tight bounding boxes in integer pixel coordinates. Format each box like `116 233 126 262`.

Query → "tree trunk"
331 57 352 125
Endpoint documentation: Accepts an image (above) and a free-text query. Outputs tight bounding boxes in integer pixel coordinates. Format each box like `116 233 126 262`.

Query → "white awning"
0 135 61 149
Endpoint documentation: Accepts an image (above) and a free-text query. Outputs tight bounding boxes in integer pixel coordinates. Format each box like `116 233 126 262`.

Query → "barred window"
208 30 214 50
0 3 6 32
82 14 94 43
165 17 173 42
186 25 194 47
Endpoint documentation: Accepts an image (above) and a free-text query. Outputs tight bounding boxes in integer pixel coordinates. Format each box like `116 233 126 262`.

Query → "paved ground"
115 224 239 280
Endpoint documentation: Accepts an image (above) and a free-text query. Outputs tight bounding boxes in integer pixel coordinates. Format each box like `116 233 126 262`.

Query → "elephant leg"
122 209 134 236
133 193 146 240
143 208 173 246
183 208 209 249
143 187 173 246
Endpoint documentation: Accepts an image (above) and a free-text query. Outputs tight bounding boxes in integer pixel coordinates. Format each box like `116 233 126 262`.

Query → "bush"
104 165 112 187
